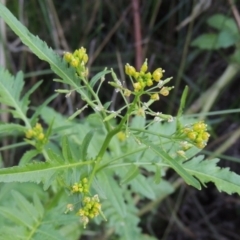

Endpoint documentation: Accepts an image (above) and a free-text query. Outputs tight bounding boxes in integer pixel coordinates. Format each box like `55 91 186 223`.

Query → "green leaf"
0 68 30 127
207 14 238 33
141 138 201 189
0 3 91 106
80 130 94 160
61 136 73 162
217 30 239 48
131 174 156 199
120 165 139 185
0 123 26 134
191 33 219 50
97 170 126 217
30 93 58 124
154 164 161 184
184 155 240 195
0 160 90 189
19 150 39 166
89 69 111 88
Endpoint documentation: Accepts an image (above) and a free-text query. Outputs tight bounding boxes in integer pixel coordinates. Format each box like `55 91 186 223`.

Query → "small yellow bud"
187 131 197 140
146 79 153 86
83 53 88 63
71 183 79 193
196 142 206 149
117 131 127 141
152 68 164 82
37 133 45 141
125 64 136 76
133 82 142 91
140 59 148 72
124 89 131 97
82 178 88 184
64 52 72 63
202 132 210 141
159 87 169 96
133 72 140 79
136 108 145 117
145 72 152 78
150 93 159 101
25 129 34 139
35 123 42 131
70 58 79 67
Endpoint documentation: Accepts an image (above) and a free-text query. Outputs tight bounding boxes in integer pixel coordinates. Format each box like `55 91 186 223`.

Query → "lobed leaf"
184 155 240 195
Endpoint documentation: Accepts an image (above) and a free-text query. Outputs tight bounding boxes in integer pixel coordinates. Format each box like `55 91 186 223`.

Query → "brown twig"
228 0 240 31
131 0 142 70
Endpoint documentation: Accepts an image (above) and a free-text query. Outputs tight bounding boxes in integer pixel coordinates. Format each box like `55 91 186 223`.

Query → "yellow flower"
159 87 169 96
117 131 127 141
140 59 148 73
25 129 34 139
150 93 159 101
64 52 72 63
133 82 142 91
152 68 164 82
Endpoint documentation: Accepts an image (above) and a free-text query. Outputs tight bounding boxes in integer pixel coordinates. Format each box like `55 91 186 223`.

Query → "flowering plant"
0 3 240 239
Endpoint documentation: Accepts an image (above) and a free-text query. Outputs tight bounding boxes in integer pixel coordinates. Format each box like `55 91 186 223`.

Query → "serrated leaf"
0 160 88 188
19 150 39 166
11 191 39 221
47 148 64 164
0 68 30 127
141 138 201 189
30 93 58 125
0 3 91 105
131 174 156 199
120 165 139 185
0 123 26 134
184 155 240 195
97 171 126 217
80 130 94 160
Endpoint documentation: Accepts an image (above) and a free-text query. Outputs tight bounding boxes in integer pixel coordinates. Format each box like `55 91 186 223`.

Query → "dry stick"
209 127 240 159
88 7 130 67
186 63 240 116
81 0 100 45
46 0 74 115
228 0 240 30
46 0 70 51
131 0 142 70
187 0 240 116
142 0 162 60
170 7 195 113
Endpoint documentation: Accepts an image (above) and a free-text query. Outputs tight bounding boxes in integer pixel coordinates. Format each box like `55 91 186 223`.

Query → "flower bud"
153 68 164 82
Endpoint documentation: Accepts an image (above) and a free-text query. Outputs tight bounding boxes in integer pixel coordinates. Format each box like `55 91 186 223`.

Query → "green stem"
81 77 112 132
88 95 140 186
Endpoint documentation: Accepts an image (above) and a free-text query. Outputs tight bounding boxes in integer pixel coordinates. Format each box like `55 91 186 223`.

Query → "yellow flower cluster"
63 47 89 77
25 123 46 142
125 59 165 93
71 178 88 194
77 195 101 228
183 121 210 149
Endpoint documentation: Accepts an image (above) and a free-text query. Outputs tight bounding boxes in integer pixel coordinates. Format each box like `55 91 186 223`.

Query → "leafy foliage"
1 3 240 240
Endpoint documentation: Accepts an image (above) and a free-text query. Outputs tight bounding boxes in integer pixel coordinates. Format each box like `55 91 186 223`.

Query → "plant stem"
88 95 139 186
